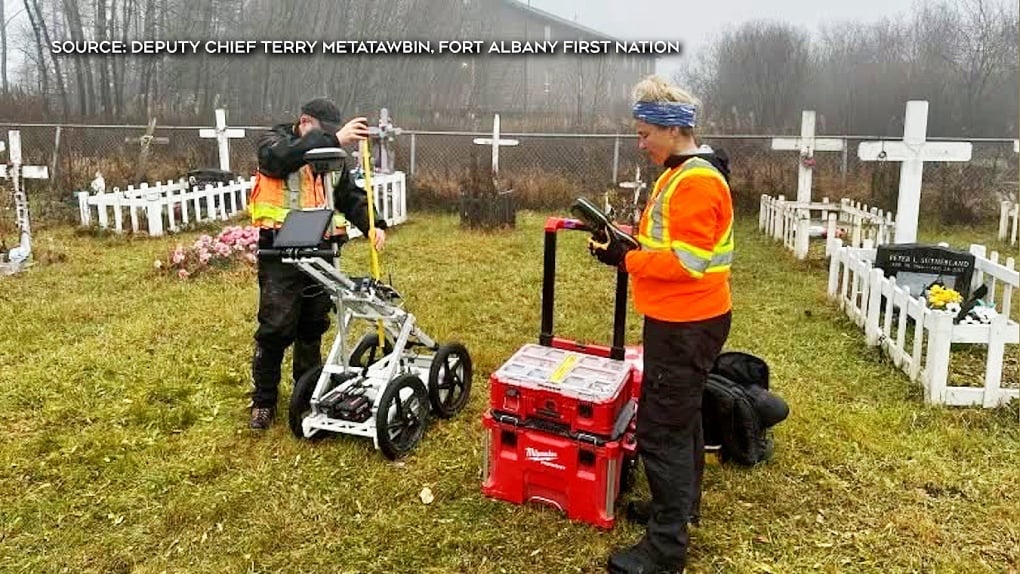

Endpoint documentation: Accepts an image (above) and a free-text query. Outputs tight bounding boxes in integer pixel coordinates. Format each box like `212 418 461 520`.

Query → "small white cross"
199 108 246 172
771 110 843 204
858 101 972 243
472 114 519 178
367 107 403 174
619 166 646 193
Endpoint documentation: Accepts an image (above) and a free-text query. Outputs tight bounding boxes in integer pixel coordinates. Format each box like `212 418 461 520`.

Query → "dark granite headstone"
875 243 975 299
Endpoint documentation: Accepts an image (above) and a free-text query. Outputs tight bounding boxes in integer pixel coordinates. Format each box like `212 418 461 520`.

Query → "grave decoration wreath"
155 225 259 279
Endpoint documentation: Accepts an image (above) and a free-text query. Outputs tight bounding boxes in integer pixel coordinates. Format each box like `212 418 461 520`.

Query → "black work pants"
636 311 731 568
250 230 334 408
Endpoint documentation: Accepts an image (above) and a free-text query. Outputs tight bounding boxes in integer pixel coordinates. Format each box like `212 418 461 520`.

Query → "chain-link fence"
1 122 1017 232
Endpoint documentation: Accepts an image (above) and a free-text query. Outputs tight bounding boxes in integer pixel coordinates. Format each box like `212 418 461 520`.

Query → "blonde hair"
632 75 700 108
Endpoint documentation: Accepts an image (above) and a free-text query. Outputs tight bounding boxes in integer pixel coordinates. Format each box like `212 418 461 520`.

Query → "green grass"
1 213 1018 573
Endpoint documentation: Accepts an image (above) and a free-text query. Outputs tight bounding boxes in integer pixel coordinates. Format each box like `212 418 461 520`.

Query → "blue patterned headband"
632 101 697 127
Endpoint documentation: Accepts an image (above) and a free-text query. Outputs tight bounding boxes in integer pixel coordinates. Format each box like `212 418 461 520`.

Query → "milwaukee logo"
525 447 565 470
525 447 557 461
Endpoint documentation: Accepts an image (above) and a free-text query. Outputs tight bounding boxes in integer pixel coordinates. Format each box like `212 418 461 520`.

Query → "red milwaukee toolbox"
481 410 638 529
488 216 637 438
489 343 634 437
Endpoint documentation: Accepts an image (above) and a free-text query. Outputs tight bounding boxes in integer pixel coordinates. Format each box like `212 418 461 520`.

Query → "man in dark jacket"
248 97 387 430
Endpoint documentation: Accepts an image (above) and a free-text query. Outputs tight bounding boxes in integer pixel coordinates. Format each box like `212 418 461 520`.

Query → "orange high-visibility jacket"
624 155 734 322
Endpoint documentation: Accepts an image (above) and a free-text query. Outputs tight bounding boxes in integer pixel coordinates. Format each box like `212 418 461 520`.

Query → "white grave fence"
827 239 1018 408
77 172 408 238
759 195 895 259
78 178 253 236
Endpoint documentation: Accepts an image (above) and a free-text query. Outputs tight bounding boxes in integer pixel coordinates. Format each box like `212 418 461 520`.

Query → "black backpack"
703 352 789 466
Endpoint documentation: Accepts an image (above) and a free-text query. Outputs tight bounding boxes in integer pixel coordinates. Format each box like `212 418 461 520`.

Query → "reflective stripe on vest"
286 171 302 209
636 157 733 278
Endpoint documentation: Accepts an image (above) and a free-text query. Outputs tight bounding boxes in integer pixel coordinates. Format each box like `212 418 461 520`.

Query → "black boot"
607 541 682 574
249 406 275 430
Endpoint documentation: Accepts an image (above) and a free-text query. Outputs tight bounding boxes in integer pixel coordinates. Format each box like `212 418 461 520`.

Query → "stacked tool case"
482 217 639 529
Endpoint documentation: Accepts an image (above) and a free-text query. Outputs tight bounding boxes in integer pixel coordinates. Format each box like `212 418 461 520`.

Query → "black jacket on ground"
256 122 386 236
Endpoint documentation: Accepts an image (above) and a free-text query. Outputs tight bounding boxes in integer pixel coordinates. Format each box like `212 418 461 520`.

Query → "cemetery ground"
1 212 1018 574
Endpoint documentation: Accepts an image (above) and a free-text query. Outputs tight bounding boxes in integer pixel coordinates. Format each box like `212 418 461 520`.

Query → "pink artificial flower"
178 269 190 279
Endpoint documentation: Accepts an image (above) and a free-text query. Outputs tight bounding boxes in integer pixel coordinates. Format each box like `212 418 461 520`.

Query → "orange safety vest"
624 156 734 322
249 165 348 235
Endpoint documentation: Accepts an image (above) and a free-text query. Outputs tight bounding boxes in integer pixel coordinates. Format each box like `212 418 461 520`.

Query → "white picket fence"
76 171 409 238
78 178 253 236
759 195 895 260
999 200 1018 246
828 238 1019 408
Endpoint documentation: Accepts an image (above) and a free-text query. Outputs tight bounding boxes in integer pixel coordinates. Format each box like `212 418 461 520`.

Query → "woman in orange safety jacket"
590 76 733 574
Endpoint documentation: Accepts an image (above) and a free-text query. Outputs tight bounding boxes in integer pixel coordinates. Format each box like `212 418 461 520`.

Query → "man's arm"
333 167 387 236
257 126 338 178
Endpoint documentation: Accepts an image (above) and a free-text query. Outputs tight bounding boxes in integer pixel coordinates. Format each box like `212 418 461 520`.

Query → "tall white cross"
0 130 49 273
771 110 844 203
199 108 245 172
472 114 519 179
858 101 972 243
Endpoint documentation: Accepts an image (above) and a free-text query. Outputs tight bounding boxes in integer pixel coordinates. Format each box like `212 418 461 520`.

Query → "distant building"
421 0 659 129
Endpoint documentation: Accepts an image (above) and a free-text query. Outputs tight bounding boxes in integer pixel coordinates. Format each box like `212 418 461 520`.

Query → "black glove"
588 228 635 269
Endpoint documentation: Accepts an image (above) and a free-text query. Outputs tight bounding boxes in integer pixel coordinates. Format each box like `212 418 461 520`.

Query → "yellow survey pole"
359 140 386 354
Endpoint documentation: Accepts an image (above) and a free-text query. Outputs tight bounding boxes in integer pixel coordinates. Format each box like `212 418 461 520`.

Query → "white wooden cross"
858 101 972 243
199 108 245 172
771 110 844 204
367 107 403 174
472 114 519 179
0 130 49 273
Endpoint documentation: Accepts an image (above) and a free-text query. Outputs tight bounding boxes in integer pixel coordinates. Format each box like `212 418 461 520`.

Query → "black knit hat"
300 98 342 132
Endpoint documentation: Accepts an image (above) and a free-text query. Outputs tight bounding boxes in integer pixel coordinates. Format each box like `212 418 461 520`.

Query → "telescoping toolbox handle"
539 217 629 361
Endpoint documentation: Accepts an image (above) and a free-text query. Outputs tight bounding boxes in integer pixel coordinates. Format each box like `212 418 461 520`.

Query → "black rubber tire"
289 366 329 440
349 332 394 368
375 374 430 460
427 342 473 419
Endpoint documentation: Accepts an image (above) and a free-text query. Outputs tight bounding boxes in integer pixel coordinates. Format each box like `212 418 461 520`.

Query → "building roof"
500 0 622 43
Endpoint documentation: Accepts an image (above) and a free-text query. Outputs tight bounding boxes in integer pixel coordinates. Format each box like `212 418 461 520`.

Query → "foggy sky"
524 0 970 78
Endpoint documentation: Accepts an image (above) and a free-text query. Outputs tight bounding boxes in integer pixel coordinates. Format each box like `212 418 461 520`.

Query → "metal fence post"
410 133 417 176
50 126 62 189
612 136 620 183
842 137 848 188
